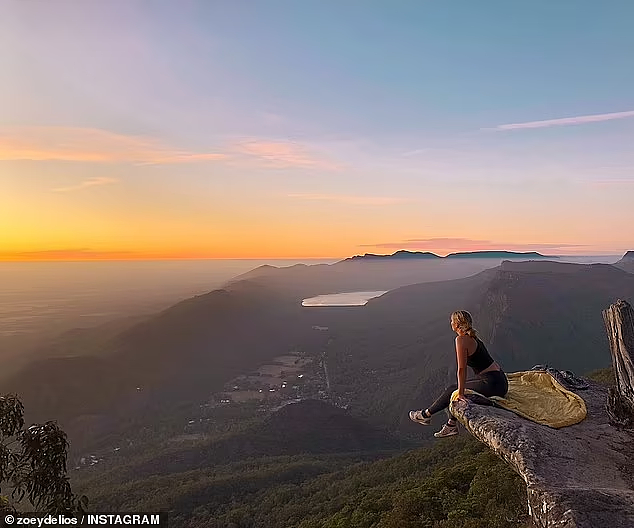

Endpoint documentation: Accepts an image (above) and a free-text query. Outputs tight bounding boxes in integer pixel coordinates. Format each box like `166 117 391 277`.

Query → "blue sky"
2 1 633 258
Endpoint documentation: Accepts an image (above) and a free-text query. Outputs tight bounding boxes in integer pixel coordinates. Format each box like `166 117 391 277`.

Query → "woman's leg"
419 372 507 427
426 377 480 417
428 373 506 424
426 383 458 416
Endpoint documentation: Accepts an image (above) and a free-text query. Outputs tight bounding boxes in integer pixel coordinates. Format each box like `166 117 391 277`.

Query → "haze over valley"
2 252 631 526
3 1 634 525
2 253 631 453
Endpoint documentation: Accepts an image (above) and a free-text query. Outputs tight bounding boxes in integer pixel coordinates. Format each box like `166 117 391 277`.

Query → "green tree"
0 394 88 514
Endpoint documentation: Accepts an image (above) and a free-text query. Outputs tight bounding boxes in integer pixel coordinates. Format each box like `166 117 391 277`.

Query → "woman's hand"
455 394 468 403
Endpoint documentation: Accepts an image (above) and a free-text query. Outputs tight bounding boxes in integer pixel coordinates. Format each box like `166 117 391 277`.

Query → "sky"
1 0 633 260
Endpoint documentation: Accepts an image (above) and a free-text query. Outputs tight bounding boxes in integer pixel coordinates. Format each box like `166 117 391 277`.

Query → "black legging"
427 370 508 416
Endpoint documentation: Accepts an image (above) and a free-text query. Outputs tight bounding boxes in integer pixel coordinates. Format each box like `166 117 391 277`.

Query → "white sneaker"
409 410 432 425
434 423 458 438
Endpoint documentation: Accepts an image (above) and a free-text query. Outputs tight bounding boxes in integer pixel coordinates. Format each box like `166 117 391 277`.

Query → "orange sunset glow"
2 2 633 261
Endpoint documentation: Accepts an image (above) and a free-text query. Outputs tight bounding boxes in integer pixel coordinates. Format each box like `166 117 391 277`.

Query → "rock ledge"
451 380 634 528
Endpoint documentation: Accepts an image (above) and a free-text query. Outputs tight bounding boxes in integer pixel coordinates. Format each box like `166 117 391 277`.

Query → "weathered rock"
450 380 634 528
603 299 634 427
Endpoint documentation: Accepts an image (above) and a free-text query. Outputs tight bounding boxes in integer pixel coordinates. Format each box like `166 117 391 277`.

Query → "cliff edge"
450 379 634 527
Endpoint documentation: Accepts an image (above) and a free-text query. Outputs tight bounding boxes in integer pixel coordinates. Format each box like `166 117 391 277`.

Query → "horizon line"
0 251 627 263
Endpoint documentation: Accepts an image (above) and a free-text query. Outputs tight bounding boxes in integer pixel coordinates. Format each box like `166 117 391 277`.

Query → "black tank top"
467 337 495 374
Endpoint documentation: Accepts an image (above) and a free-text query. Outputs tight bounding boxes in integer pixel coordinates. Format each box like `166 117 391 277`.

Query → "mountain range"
2 252 632 457
3 250 632 525
226 252 553 294
344 249 557 261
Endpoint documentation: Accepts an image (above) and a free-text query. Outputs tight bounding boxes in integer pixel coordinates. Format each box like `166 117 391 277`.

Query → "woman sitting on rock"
409 310 508 437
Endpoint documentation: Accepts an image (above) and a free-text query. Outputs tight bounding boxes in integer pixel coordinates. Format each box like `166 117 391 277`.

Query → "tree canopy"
0 394 87 515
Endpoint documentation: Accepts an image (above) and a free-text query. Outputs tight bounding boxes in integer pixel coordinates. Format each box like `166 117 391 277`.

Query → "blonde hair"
451 310 478 338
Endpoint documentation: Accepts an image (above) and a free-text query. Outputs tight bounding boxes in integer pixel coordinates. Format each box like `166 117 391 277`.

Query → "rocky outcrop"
450 379 634 527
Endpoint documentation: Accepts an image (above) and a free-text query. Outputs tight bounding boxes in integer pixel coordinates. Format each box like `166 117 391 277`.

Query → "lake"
302 290 389 306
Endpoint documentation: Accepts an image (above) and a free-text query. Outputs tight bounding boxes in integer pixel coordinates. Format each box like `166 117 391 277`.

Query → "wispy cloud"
588 179 634 187
0 127 345 170
52 177 119 192
286 193 412 205
232 139 342 170
0 126 227 164
484 110 634 131
360 237 587 251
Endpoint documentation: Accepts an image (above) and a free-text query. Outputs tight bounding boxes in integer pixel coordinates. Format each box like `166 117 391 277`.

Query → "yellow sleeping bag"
451 370 587 428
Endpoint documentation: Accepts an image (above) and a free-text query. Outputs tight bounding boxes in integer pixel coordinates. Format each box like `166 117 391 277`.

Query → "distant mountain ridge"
226 252 552 293
345 250 558 261
345 250 440 260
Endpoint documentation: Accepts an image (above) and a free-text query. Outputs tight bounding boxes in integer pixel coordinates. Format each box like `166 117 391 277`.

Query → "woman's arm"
455 336 469 397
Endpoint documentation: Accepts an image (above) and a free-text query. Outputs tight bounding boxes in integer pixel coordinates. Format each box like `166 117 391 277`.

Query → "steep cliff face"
474 270 514 345
473 263 634 373
450 379 634 528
